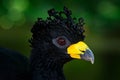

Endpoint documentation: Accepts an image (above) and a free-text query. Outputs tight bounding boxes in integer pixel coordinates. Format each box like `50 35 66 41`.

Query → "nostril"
81 51 85 53
79 49 85 53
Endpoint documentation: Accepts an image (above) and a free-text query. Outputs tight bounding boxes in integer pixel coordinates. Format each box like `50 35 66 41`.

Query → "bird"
0 7 94 80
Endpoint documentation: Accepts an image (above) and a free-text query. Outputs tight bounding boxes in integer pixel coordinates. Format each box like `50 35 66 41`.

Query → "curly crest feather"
30 7 85 48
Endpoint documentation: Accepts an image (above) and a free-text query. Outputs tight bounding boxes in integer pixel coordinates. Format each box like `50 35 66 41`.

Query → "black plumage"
0 7 92 80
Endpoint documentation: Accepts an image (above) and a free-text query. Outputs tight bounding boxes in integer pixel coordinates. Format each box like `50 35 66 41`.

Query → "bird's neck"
30 50 66 80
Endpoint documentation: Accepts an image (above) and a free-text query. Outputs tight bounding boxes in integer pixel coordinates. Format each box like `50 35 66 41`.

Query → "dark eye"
52 36 71 48
57 37 66 46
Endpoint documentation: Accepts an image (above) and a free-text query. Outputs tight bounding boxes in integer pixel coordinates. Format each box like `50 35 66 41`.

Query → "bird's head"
30 7 94 64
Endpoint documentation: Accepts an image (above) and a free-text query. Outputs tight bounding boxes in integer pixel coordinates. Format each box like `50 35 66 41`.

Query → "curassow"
0 7 94 80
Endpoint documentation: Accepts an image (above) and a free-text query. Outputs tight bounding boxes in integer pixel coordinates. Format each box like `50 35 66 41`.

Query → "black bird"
0 7 94 80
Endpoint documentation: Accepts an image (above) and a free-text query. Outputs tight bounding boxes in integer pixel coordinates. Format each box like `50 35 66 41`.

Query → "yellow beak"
67 41 94 64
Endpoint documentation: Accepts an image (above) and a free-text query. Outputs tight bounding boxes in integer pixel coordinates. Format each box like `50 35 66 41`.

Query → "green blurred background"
0 0 120 80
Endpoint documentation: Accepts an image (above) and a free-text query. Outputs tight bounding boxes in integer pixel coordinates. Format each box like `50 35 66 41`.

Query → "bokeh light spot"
9 0 29 12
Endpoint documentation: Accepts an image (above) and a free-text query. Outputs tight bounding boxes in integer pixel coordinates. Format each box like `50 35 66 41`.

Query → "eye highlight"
52 36 71 48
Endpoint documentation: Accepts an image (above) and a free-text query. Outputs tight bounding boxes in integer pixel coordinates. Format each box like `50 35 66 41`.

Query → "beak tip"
91 59 94 64
90 56 94 64
81 49 94 64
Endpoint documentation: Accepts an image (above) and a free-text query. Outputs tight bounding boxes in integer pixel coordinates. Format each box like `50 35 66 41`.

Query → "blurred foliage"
0 0 120 80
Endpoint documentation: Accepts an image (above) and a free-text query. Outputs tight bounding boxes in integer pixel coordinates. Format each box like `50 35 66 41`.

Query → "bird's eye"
57 37 66 46
52 36 71 48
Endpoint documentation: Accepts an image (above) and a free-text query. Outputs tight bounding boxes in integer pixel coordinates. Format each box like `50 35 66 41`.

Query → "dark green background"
0 0 120 80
